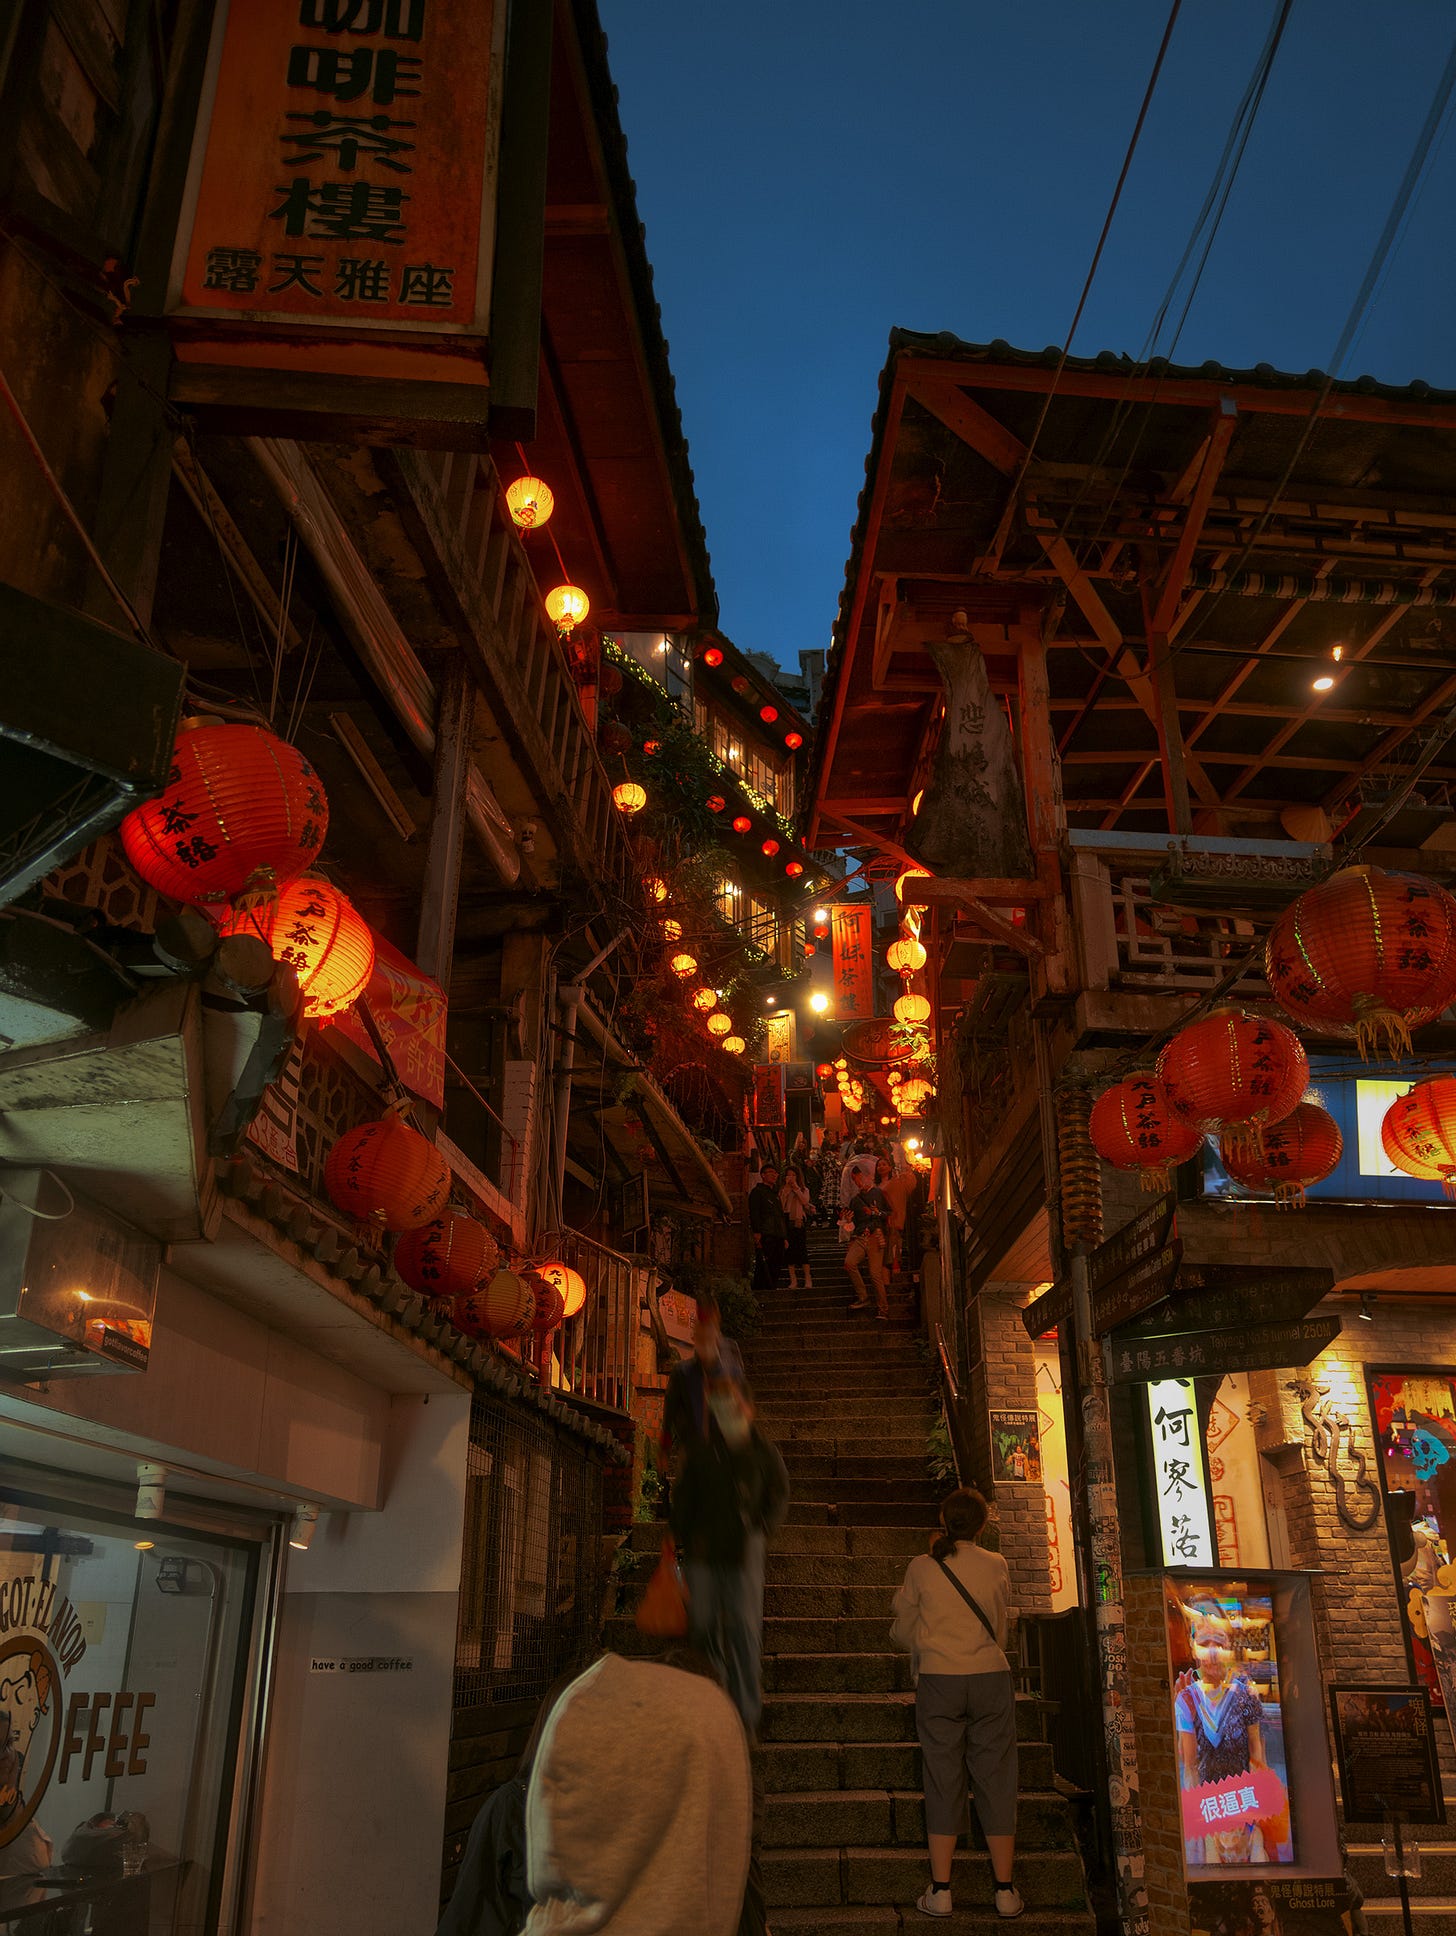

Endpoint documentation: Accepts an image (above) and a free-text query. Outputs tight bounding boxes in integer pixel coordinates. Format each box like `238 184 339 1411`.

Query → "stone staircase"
614 1227 1095 1933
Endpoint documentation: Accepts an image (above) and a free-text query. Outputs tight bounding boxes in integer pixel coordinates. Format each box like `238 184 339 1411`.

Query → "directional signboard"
1091 1241 1184 1338
1089 1193 1176 1296
1022 1278 1072 1340
1124 1264 1335 1341
1107 1314 1342 1386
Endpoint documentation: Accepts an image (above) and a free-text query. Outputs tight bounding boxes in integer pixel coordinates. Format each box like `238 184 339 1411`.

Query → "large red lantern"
1157 1008 1307 1154
526 1270 566 1333
324 1111 451 1232
456 1269 536 1339
1383 1076 1456 1198
1219 1101 1343 1207
221 875 374 1019
394 1210 499 1301
1266 866 1456 1060
120 719 327 905
1089 1075 1203 1192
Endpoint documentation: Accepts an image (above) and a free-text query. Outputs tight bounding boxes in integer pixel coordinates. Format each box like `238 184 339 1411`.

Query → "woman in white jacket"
890 1487 1022 1921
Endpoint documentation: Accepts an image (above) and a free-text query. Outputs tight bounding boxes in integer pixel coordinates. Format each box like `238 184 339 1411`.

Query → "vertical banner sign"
1146 1378 1215 1566
830 904 873 1018
764 1010 795 1064
169 0 501 397
752 1063 785 1128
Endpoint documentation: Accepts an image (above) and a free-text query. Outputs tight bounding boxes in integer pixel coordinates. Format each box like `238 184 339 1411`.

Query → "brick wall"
969 1283 1054 1611
1125 1571 1190 1935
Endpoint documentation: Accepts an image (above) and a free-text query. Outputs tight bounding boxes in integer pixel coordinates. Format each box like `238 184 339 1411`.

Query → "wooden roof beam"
900 370 1027 475
1149 398 1238 634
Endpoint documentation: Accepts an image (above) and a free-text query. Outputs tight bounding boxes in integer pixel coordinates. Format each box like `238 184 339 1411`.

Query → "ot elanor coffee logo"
0 1574 156 1850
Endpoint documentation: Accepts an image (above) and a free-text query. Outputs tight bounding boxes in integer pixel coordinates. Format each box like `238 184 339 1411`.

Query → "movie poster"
989 1410 1042 1484
1189 1877 1360 1936
1166 1577 1294 1869
1367 1369 1456 1720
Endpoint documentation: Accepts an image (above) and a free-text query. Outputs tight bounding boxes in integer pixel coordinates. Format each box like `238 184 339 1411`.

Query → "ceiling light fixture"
1312 675 1335 692
1358 1292 1376 1322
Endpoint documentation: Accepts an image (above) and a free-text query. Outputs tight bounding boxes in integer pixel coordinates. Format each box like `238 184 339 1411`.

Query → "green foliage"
634 1445 667 1523
926 1411 958 1488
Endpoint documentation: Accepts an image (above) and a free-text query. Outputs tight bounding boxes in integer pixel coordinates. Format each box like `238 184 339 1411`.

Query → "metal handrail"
935 1323 959 1404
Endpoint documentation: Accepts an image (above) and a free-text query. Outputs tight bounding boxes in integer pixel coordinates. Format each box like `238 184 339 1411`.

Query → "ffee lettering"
59 1691 154 1784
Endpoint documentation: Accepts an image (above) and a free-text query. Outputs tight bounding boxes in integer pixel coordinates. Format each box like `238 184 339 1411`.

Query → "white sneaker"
915 1883 953 1918
995 1881 1025 1919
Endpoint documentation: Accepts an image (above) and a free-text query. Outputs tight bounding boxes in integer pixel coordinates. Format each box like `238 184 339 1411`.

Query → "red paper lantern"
456 1268 536 1339
732 815 752 834
597 662 624 698
643 739 662 756
1266 865 1456 1059
762 838 780 856
1219 1100 1342 1207
760 704 778 723
1157 1008 1308 1153
324 1111 451 1232
786 860 804 877
731 675 750 695
120 719 327 905
701 646 724 667
537 1260 587 1319
706 795 726 813
1383 1076 1456 1198
221 874 374 1019
816 1063 833 1078
785 732 804 750
395 1210 499 1300
526 1269 566 1332
1089 1076 1202 1191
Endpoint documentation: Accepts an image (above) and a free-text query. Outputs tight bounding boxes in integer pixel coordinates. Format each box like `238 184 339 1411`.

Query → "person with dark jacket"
662 1295 746 1457
670 1380 790 1736
747 1162 787 1291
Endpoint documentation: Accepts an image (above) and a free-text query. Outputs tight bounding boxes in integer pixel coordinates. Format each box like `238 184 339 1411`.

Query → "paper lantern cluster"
1157 1008 1308 1156
120 719 328 906
325 1112 451 1232
456 1269 536 1340
1266 865 1456 1058
1219 1101 1343 1208
395 1209 499 1301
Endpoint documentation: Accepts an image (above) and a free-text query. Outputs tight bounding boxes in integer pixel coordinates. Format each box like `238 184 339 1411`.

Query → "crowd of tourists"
745 1129 927 1315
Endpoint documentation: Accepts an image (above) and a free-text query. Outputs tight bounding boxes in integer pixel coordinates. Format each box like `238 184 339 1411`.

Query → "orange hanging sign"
831 904 874 1018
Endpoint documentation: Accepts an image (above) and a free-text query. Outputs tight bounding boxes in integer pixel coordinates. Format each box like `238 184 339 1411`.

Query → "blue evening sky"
599 2 1456 668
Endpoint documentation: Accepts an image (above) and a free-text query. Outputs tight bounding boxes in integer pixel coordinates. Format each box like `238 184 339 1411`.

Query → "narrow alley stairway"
620 1225 1095 1933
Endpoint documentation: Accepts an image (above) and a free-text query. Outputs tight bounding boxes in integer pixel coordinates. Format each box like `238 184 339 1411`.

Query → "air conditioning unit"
0 1170 160 1379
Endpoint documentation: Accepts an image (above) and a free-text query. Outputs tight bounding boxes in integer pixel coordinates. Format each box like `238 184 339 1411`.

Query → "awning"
567 996 733 1219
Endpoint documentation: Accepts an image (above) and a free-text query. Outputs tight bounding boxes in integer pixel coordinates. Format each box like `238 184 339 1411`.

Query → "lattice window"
44 834 163 931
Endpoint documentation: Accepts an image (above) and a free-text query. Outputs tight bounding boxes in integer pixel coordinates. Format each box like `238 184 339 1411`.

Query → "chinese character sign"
1147 1378 1215 1568
752 1063 785 1129
830 904 873 1018
173 0 498 338
764 1010 794 1065
1166 1575 1294 1869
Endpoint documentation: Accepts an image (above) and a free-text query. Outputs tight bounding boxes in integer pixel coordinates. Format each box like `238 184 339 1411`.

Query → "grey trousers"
684 1530 767 1734
916 1670 1019 1838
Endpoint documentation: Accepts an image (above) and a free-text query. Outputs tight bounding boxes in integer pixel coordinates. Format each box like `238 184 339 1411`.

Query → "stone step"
767 1555 913 1588
757 1398 936 1426
761 1692 1047 1746
757 1739 1057 1795
764 1653 914 1695
625 1520 930 1558
767 1910 1089 1935
777 1456 932 1485
779 1476 940 1505
767 1585 916 1619
786 1498 941 1527
1364 1906 1456 1936
749 1348 930 1372
764 1846 1088 1911
753 1374 937 1398
774 1439 930 1463
761 1787 1074 1852
761 1618 900 1653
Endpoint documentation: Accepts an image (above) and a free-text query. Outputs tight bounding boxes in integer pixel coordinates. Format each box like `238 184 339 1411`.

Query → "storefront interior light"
135 1462 166 1521
289 1503 321 1551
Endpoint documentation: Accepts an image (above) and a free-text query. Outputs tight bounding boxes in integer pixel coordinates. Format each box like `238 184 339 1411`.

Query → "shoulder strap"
935 1556 1000 1645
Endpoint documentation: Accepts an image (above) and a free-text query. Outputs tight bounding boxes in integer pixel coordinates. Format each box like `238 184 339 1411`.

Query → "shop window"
0 1479 262 1931
1368 1366 1456 1712
615 632 692 713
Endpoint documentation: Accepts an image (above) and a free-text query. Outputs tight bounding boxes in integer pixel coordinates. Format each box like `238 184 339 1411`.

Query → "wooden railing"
391 446 631 896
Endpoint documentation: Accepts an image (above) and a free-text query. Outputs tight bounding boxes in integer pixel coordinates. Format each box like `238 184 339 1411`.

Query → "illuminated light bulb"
813 907 829 922
810 992 830 1013
1313 675 1335 692
505 475 554 530
545 584 589 633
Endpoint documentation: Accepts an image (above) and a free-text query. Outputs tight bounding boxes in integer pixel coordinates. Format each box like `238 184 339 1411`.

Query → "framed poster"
1190 1876 1363 1936
1366 1365 1456 1715
1163 1572 1341 1882
989 1411 1041 1483
1329 1684 1445 1825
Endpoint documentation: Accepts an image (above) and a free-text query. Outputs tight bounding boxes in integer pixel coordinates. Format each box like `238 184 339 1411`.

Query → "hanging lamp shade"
644 875 668 903
895 867 932 908
612 781 647 815
1220 1101 1343 1208
120 719 327 905
456 1268 536 1340
897 1077 934 1112
707 1012 732 1036
722 1035 745 1054
887 936 927 975
669 952 698 978
505 475 554 530
1265 865 1456 1058
221 874 374 1019
1383 1076 1456 1198
324 1110 451 1232
660 918 683 942
894 991 931 1025
394 1210 499 1301
545 584 589 633
692 987 718 1012
1090 1075 1204 1192
1157 1008 1308 1153
537 1260 587 1320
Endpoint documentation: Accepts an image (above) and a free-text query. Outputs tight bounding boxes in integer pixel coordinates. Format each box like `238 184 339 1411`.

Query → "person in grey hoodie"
523 1653 752 1935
